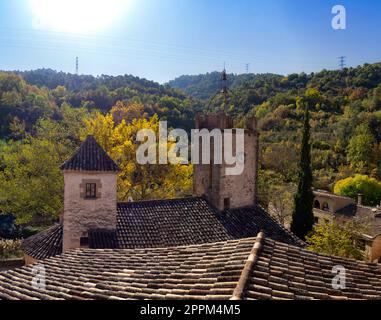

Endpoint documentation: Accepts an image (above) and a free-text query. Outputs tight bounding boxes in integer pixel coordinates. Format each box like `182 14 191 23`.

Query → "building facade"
313 190 381 262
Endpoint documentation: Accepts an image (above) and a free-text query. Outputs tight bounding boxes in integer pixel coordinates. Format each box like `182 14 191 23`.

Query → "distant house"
313 190 381 262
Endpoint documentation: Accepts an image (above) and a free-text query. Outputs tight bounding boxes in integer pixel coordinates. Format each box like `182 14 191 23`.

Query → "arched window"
322 202 330 212
314 200 321 209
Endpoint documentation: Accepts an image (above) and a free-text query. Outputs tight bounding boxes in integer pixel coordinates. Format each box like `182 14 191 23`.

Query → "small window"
322 202 330 212
80 236 89 247
357 239 366 251
314 200 321 209
224 198 231 210
85 183 97 199
314 217 319 224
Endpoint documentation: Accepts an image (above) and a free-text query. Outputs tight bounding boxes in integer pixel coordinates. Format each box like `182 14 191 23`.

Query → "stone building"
22 112 303 264
313 190 381 263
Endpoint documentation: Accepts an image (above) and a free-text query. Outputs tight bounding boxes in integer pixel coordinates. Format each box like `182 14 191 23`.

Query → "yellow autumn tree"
110 101 148 125
82 112 192 201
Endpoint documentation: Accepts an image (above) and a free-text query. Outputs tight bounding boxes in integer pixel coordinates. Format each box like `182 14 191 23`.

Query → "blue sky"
0 0 380 83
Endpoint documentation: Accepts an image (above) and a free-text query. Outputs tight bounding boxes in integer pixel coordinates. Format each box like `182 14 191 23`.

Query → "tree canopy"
334 175 381 206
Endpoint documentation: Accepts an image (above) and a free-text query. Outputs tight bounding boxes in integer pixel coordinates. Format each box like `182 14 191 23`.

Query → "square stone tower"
60 135 120 252
193 111 259 211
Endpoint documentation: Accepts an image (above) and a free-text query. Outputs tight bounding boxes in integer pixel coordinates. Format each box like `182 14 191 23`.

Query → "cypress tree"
291 105 314 240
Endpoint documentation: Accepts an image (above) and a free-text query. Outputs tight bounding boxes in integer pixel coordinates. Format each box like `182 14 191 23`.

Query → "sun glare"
29 0 130 33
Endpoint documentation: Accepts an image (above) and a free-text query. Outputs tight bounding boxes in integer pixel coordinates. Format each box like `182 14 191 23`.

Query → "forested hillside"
168 72 281 101
169 63 381 219
0 69 200 138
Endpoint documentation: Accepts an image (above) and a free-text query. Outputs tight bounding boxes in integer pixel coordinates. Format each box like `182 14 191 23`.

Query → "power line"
339 56 346 69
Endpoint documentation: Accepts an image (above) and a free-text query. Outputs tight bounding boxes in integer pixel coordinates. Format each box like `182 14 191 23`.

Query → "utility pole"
76 57 79 75
339 56 346 69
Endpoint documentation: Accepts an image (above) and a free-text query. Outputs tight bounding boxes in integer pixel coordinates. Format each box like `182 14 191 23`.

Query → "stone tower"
60 135 120 252
193 111 259 211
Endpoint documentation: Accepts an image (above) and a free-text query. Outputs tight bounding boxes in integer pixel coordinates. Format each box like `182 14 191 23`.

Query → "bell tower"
193 69 259 211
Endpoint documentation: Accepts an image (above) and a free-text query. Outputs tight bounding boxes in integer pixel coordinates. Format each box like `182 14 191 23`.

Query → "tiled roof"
217 205 304 247
23 198 303 260
3 233 381 300
88 229 119 249
117 198 304 248
245 237 381 300
60 135 120 172
21 225 62 260
335 204 381 238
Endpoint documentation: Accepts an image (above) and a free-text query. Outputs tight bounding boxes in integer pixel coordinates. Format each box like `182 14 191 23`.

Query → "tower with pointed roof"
60 135 120 252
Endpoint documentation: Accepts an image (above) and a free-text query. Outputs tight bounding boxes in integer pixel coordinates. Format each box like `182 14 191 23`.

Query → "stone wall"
62 171 117 252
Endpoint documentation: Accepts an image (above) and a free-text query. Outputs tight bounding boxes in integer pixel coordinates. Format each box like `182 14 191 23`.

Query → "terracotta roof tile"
4 234 381 300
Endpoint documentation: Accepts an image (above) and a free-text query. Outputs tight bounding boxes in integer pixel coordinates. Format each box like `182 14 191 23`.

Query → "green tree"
0 138 63 225
347 124 375 172
291 104 314 240
306 222 366 260
334 175 381 206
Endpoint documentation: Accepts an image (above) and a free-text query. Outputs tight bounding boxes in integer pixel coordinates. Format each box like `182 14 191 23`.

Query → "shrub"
0 239 23 260
306 222 366 261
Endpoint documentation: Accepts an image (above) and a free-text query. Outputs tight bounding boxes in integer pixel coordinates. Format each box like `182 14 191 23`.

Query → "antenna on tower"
76 57 79 75
221 65 229 107
339 56 346 69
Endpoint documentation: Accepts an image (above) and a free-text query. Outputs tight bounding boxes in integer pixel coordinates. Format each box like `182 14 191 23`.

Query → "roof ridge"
117 196 203 205
230 231 265 300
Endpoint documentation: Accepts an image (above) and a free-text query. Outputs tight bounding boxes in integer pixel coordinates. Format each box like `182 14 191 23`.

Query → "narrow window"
208 165 213 190
224 198 231 210
85 183 97 199
314 217 319 224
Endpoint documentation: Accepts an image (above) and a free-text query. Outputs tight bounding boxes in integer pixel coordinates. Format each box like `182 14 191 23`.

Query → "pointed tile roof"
60 135 120 172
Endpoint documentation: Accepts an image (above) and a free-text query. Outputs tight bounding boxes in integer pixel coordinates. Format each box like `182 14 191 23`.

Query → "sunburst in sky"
29 0 130 33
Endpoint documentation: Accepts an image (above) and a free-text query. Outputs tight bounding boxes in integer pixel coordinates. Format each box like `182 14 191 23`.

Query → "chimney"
357 194 363 206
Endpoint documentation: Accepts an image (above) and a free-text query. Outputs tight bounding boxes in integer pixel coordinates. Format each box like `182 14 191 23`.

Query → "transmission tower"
339 56 346 69
245 63 250 74
76 57 79 75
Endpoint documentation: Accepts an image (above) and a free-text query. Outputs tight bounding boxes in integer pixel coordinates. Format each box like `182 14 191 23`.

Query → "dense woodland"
1 63 381 233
